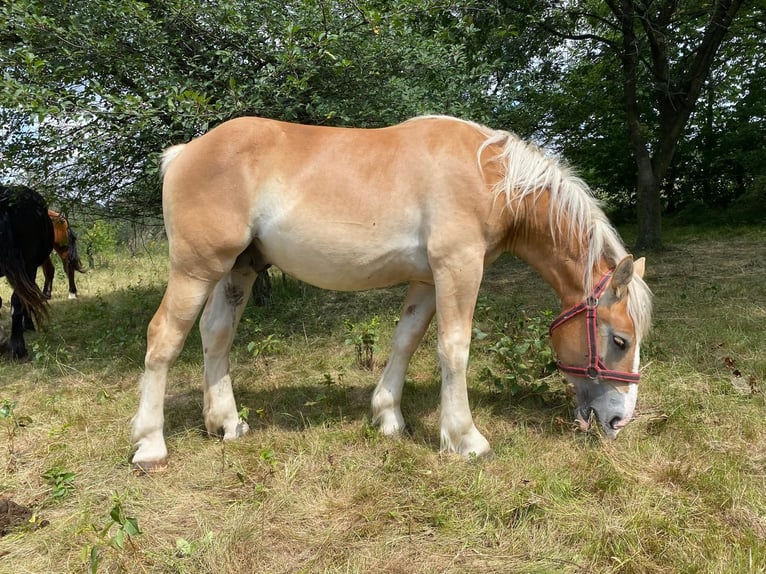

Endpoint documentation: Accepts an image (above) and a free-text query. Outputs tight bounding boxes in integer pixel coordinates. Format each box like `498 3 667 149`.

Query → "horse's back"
160 116 502 289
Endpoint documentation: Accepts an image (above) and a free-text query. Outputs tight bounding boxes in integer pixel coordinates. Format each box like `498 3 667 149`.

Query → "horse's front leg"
433 255 491 458
199 266 257 439
131 271 212 473
372 281 436 436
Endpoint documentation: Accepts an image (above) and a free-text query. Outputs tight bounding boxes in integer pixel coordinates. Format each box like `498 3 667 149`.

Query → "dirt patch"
0 498 47 537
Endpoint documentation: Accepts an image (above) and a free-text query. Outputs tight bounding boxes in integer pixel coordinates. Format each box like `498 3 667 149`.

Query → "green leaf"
110 529 125 550
122 517 141 537
176 537 193 556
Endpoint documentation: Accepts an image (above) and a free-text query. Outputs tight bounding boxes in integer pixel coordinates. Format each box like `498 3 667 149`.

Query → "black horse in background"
0 185 54 359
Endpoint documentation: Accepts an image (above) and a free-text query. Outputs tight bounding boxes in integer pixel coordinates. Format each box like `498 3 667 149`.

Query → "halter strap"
549 270 640 384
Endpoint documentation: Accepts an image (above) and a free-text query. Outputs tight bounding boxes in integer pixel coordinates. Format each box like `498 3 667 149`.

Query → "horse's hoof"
131 459 168 475
8 351 30 362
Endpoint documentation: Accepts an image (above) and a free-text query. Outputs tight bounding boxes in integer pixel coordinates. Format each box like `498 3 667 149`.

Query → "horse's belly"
257 228 431 291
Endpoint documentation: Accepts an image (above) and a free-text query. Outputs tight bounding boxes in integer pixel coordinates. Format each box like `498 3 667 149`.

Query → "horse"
41 209 84 299
131 115 653 473
0 185 54 359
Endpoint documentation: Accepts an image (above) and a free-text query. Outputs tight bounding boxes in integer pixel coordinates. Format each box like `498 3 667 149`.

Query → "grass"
0 227 765 573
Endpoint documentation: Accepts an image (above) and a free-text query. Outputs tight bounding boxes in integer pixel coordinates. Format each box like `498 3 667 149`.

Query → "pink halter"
549 271 640 384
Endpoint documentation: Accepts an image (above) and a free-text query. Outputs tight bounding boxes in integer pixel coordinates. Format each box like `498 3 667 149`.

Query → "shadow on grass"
16 254 635 451
154 372 579 453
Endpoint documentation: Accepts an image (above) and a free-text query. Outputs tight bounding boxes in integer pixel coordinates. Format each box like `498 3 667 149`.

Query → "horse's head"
549 255 649 438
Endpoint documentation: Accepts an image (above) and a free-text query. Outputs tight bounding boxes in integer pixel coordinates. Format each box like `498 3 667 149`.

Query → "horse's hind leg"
372 281 436 436
199 263 258 439
63 255 78 298
131 270 213 472
8 292 28 359
42 257 54 299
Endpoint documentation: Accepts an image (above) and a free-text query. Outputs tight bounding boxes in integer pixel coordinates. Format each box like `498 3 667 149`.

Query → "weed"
81 494 142 573
322 371 345 386
31 341 52 365
344 315 380 369
238 404 250 422
476 310 558 401
259 447 277 467
246 332 283 362
175 532 214 558
0 399 32 473
42 467 76 500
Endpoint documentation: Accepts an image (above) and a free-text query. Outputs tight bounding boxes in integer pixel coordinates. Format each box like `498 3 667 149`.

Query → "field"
1 228 765 574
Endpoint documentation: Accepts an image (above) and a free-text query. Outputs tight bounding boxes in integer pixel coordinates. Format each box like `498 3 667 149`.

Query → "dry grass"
1 229 765 573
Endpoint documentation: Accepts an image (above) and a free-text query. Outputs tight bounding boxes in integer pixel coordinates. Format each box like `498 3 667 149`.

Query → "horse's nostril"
609 416 623 430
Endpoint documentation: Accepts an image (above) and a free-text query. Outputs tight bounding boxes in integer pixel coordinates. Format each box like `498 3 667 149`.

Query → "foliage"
475 310 558 401
522 0 759 248
0 0 512 221
81 495 143 574
175 532 214 559
344 315 380 370
81 220 119 268
1 399 31 473
41 466 76 500
1 0 762 241
0 233 765 572
246 332 283 363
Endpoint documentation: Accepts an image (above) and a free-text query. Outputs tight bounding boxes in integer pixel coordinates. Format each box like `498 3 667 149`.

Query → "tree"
2 0 761 240
532 1 751 249
0 0 507 221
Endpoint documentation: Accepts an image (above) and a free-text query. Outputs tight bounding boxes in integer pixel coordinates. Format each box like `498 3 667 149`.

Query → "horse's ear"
611 255 634 300
633 257 646 279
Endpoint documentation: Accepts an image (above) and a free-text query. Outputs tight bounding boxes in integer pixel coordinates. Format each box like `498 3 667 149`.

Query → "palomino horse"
131 116 652 472
41 210 84 299
0 185 54 359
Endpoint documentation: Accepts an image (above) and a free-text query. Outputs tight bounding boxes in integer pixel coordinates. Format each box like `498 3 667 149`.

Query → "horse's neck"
506 215 605 309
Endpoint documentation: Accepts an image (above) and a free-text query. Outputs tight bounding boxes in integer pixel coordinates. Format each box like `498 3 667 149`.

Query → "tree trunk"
614 0 664 250
607 0 746 250
635 162 663 251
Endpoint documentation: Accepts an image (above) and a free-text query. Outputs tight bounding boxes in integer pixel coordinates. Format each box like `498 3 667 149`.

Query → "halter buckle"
586 366 599 380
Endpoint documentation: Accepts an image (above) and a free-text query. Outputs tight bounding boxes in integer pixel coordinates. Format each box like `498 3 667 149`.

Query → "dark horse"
0 185 54 358
42 209 84 299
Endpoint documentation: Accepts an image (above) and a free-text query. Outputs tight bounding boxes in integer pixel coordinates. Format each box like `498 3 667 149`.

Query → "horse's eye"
612 335 627 350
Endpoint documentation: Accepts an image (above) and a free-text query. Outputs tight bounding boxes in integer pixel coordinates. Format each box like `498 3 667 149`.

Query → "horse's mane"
475 126 652 338
406 116 652 338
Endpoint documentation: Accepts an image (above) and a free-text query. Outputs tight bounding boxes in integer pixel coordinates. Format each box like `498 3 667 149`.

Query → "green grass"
0 228 765 573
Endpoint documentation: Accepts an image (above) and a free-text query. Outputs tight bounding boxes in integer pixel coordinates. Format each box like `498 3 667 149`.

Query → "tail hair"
0 211 49 325
66 226 84 273
160 144 187 177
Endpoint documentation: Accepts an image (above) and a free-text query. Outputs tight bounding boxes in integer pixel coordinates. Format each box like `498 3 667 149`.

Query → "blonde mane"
474 123 653 338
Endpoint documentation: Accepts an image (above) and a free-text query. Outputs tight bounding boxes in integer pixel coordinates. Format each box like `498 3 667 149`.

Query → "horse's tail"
66 226 85 273
160 144 186 177
0 211 49 325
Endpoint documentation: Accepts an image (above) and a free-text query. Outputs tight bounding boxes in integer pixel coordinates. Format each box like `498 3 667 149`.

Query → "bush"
475 310 558 402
